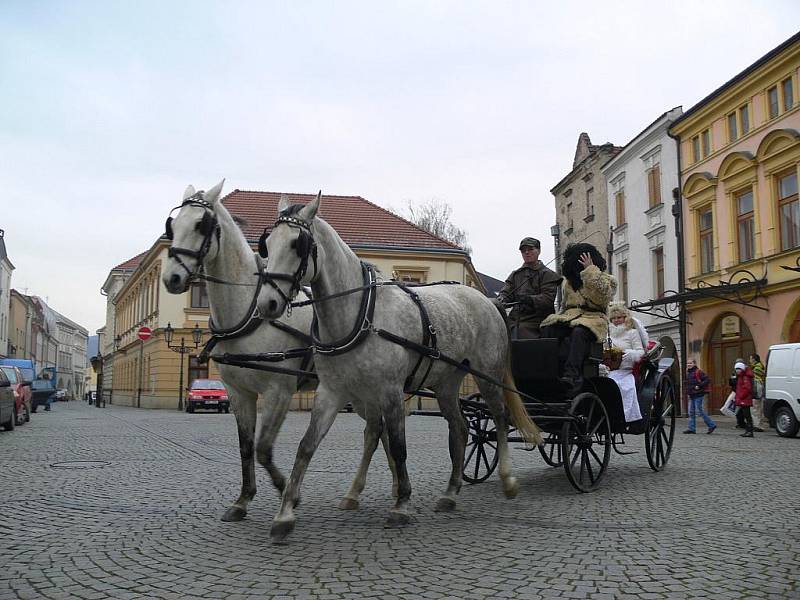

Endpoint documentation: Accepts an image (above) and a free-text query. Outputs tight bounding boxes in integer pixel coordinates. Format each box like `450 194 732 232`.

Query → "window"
615 190 626 227
653 248 665 298
735 189 755 262
768 86 779 119
692 136 701 163
778 170 799 251
586 188 594 217
618 263 628 304
739 104 750 134
701 129 711 157
394 269 427 283
647 164 662 207
190 283 209 308
699 207 714 274
783 77 794 111
727 112 738 142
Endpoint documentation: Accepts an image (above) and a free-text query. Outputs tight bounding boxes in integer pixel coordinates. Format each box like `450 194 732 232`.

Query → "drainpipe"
668 127 687 415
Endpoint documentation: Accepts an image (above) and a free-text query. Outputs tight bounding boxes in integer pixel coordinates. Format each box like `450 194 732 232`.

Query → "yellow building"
102 191 484 410
670 32 800 409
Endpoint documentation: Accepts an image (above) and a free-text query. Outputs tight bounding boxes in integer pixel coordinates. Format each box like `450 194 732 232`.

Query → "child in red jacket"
733 360 755 438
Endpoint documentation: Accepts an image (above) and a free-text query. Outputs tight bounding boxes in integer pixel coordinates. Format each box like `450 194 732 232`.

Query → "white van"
764 343 800 438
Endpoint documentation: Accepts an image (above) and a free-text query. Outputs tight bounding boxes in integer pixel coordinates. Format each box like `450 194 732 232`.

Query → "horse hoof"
434 497 456 512
338 497 359 511
503 477 519 499
270 518 296 543
221 506 247 522
384 510 411 528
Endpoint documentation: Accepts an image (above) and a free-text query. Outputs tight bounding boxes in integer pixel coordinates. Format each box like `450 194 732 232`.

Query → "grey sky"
2 1 798 333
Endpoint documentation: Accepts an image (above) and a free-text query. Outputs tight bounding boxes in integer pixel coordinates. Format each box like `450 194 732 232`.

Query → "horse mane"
280 204 306 217
231 214 248 228
561 243 607 291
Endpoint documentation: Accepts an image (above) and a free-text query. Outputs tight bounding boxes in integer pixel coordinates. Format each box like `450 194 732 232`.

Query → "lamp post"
107 335 121 406
550 223 561 308
164 322 203 411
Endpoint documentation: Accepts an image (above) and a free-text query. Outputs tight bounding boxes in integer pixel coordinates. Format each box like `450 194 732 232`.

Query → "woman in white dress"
607 302 645 422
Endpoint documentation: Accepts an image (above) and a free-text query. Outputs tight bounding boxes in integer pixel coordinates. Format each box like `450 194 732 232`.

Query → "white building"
0 230 14 357
602 107 683 362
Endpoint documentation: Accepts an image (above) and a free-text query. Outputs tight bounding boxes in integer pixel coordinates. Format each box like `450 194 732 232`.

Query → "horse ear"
183 185 196 200
278 194 290 214
300 191 321 221
203 179 225 204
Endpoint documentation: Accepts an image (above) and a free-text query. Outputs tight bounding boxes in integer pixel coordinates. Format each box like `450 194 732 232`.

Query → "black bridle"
258 214 318 314
164 193 221 281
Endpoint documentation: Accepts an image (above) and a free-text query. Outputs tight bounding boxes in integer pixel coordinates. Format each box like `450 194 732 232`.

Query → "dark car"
0 366 32 425
186 379 230 413
0 368 17 431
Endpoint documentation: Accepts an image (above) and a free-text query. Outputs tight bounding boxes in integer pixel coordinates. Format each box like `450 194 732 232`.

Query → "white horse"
256 193 542 542
162 182 397 521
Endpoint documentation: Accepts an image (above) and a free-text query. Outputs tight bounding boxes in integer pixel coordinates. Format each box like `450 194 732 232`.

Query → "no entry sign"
137 327 152 341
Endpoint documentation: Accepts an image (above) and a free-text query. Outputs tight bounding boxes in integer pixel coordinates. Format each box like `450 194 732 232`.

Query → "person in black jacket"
684 358 716 434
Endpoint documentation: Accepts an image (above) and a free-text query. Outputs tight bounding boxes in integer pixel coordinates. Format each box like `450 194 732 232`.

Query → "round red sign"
137 327 152 341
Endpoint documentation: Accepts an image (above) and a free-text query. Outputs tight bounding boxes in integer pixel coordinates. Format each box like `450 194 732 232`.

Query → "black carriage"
457 337 677 492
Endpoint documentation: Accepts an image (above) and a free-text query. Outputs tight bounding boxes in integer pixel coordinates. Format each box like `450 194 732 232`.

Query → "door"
707 314 755 411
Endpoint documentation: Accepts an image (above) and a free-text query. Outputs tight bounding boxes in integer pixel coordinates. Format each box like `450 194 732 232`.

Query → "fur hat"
561 243 607 291
608 301 634 329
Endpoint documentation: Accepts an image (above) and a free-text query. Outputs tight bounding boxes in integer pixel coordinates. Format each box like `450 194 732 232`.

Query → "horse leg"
382 392 413 527
338 411 384 510
480 382 518 498
433 381 467 512
270 386 346 543
255 379 294 495
380 427 400 498
221 390 258 521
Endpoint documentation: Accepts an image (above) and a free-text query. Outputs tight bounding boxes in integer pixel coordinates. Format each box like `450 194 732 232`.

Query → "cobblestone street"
1 401 798 600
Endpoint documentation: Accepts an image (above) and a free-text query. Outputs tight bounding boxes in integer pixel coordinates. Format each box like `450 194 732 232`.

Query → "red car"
0 365 32 426
186 379 230 413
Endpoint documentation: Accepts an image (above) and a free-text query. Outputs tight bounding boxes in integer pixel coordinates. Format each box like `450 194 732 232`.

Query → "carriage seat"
511 338 603 385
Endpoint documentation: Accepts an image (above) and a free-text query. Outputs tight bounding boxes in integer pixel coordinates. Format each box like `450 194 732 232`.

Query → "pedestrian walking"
733 360 756 437
684 358 717 434
750 353 767 431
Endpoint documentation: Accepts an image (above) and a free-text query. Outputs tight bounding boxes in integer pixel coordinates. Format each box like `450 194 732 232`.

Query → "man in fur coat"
541 243 617 395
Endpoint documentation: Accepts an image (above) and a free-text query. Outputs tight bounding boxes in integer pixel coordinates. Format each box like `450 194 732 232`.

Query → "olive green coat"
498 261 561 332
541 265 617 342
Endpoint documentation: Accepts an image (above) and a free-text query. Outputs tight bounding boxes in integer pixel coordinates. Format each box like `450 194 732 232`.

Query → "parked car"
0 365 32 426
55 389 67 401
764 342 800 438
186 379 230 413
0 368 17 431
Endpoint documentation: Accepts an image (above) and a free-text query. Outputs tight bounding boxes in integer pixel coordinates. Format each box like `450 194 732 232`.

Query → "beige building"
103 190 484 410
551 133 622 273
670 32 800 409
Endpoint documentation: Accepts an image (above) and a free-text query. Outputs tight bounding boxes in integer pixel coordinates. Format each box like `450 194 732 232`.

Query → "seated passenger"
541 243 617 395
606 302 644 422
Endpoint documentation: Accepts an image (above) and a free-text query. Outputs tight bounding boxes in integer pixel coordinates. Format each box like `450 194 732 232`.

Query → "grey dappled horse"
256 193 542 542
162 182 398 521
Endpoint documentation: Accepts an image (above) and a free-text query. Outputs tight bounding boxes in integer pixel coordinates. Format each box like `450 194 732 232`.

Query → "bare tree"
404 198 471 254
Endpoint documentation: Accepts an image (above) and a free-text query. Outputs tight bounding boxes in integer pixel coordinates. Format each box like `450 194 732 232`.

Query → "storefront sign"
721 315 741 338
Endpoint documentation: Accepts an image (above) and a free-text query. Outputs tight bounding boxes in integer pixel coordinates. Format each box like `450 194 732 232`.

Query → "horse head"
256 192 321 319
162 180 225 294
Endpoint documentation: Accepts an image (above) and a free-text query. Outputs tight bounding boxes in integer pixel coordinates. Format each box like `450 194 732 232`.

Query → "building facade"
103 190 483 410
552 133 622 276
0 230 14 357
670 32 800 409
603 107 684 364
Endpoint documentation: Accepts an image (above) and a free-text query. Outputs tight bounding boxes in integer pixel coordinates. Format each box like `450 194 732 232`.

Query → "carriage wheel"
645 376 676 472
561 392 611 492
461 397 498 484
538 432 563 467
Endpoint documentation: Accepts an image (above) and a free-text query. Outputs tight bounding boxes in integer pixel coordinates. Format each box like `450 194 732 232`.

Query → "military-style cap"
519 237 540 250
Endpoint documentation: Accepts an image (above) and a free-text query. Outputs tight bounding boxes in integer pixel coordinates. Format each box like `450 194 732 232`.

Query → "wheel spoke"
474 445 484 479
570 445 581 469
587 445 604 467
579 450 587 485
661 403 673 420
590 415 607 436
584 450 596 483
586 399 596 425
464 441 478 467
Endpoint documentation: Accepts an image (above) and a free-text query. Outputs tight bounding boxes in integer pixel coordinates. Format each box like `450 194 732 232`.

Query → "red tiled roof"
222 190 462 251
113 251 147 271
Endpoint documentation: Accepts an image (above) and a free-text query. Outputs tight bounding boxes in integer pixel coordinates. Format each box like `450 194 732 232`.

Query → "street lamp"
105 335 121 407
164 322 203 411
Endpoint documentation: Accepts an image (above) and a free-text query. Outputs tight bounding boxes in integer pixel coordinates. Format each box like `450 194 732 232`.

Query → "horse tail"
503 356 543 447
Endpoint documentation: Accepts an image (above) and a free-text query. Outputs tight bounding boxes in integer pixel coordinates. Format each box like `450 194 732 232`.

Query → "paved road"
1 401 798 600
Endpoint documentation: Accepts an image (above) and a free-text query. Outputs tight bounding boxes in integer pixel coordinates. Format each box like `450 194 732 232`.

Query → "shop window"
190 283 209 308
